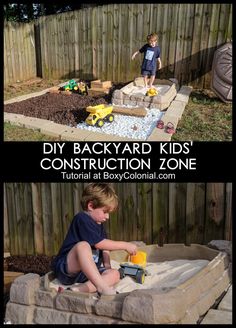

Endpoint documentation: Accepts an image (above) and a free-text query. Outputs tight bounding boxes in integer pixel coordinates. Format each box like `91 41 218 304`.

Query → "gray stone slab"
200 309 232 324
147 128 172 141
39 122 70 138
4 89 50 104
165 100 186 119
61 128 92 141
218 285 232 311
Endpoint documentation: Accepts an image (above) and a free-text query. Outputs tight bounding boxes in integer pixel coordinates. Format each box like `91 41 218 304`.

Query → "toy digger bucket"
130 251 147 267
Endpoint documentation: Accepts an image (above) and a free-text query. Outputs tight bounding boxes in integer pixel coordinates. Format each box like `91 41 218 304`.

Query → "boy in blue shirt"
52 183 137 296
132 33 162 88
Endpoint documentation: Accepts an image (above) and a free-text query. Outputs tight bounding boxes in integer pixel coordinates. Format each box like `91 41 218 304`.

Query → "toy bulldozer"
63 79 88 95
119 251 148 284
85 104 114 127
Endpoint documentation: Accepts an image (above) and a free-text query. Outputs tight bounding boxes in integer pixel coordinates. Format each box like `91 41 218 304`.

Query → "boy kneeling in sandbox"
52 183 137 296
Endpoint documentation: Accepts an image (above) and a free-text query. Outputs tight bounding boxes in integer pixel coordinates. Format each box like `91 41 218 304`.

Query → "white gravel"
77 107 163 140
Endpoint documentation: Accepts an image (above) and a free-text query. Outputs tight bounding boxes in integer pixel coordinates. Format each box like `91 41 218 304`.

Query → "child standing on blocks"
132 33 162 88
52 183 137 296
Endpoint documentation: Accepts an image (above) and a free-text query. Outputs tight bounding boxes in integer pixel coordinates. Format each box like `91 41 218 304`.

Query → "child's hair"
147 33 158 43
81 183 118 211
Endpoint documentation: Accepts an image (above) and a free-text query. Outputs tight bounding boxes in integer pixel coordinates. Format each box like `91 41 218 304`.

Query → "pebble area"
76 84 168 140
77 107 163 140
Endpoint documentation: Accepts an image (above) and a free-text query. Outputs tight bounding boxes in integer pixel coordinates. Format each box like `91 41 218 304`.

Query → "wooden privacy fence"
4 183 232 256
4 3 232 88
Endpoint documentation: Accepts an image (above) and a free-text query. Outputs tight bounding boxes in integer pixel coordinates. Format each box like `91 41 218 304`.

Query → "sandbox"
5 244 230 324
112 77 178 110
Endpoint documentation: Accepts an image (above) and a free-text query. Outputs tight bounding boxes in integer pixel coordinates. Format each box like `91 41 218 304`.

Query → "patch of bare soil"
4 81 127 127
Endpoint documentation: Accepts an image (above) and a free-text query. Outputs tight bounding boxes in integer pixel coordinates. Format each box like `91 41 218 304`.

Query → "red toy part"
165 122 175 134
156 120 164 129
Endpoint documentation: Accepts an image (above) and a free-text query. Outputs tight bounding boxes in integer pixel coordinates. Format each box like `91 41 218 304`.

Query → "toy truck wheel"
119 268 125 279
96 119 104 127
136 270 145 284
106 114 114 123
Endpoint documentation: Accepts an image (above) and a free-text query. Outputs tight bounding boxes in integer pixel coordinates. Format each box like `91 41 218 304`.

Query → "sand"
49 259 209 294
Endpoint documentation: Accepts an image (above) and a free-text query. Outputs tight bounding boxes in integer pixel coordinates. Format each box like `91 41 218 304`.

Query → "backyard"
4 78 232 142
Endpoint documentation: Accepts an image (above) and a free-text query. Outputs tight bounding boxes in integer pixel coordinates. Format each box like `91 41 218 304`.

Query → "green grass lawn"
172 90 232 141
4 123 60 141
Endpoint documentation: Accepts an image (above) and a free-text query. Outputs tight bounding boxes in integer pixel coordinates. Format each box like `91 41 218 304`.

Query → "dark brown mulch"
4 82 127 127
5 255 54 276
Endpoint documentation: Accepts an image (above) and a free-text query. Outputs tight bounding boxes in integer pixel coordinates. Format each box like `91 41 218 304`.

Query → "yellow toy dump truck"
85 104 114 127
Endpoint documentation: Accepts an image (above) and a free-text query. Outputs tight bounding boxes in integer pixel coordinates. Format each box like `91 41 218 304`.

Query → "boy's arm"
102 250 111 269
157 57 162 70
95 239 137 255
131 50 140 60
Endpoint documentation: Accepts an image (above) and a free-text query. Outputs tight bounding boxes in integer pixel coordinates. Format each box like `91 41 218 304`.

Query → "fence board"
204 183 225 243
4 182 232 256
186 183 206 245
224 183 232 241
31 183 44 254
4 184 10 252
41 183 53 255
4 4 232 87
152 183 169 245
168 183 187 243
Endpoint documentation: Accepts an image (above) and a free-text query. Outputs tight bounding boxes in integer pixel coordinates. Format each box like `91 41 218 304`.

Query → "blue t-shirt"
52 211 107 269
139 44 161 71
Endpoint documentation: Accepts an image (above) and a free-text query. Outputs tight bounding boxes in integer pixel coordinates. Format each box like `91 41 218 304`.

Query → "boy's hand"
126 243 138 255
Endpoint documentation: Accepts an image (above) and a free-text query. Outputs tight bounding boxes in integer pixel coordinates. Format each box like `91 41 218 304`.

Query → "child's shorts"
53 255 106 285
141 69 156 76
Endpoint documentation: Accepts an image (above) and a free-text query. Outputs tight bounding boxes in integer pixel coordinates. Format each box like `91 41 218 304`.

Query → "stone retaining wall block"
10 273 40 305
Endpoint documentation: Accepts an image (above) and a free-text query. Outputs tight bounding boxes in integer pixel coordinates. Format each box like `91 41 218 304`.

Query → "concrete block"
95 297 124 319
200 309 232 324
123 99 137 106
218 285 232 311
4 113 30 126
35 289 56 308
179 304 199 324
112 90 123 100
134 77 145 87
178 85 193 97
61 127 92 141
34 307 70 324
10 273 41 305
147 128 172 141
112 98 123 105
55 292 96 314
161 114 179 129
5 302 35 324
19 116 53 131
39 122 69 138
91 80 111 89
122 288 187 324
71 313 122 324
166 100 186 119
4 89 50 104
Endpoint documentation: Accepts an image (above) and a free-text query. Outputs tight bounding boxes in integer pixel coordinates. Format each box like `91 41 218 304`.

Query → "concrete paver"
218 285 232 312
200 309 232 324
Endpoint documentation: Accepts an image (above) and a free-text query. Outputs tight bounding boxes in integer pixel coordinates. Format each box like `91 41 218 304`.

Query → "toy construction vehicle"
63 79 79 92
63 79 88 95
85 104 114 127
119 251 148 284
146 88 158 96
119 263 148 284
77 81 88 95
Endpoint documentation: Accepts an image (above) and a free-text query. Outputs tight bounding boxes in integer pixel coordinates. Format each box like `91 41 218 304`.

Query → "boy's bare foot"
97 287 117 296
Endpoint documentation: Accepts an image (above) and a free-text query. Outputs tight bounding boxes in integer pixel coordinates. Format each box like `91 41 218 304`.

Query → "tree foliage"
3 3 100 22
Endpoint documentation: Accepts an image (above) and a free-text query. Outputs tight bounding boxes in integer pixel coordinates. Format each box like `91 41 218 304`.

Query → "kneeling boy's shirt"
53 211 107 268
